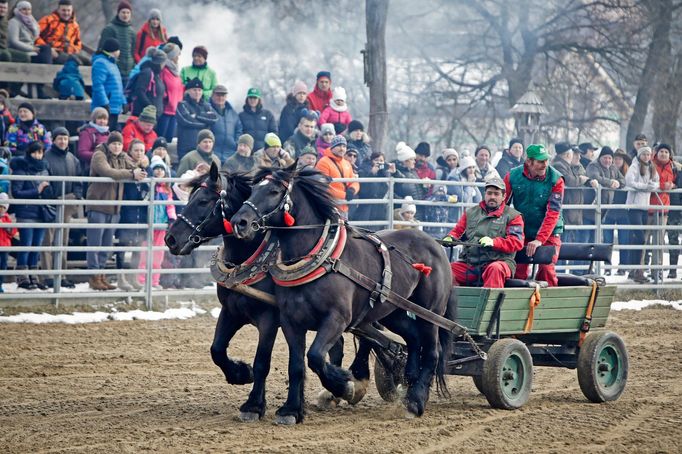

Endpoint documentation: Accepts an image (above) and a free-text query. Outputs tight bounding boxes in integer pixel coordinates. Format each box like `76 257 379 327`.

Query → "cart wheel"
373 357 405 402
482 338 533 410
472 375 485 394
577 331 629 403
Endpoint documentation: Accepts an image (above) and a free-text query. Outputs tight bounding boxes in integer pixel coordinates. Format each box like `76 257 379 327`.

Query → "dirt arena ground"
1 307 680 453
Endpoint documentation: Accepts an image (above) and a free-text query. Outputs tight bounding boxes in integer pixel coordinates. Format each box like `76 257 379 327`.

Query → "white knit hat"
332 86 347 102
395 141 416 162
442 148 458 160
459 156 476 174
400 196 416 214
0 192 9 209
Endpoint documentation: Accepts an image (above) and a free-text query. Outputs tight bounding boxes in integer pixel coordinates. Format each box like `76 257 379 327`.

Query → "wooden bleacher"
0 62 92 122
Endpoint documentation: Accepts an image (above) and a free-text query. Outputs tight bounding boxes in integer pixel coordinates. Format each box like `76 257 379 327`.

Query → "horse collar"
210 231 278 287
270 219 347 286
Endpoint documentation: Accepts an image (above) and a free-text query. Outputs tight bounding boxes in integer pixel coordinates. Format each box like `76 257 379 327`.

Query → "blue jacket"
53 58 86 100
9 155 55 221
91 52 126 115
210 100 242 163
0 157 9 194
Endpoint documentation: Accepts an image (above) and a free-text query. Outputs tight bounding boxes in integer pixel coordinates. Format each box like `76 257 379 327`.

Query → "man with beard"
442 178 524 288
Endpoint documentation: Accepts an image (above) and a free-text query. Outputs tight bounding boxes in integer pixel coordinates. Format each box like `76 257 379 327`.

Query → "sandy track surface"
1 308 680 453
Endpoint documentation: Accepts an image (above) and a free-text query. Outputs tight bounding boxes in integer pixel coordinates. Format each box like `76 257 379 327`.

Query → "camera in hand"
377 163 385 170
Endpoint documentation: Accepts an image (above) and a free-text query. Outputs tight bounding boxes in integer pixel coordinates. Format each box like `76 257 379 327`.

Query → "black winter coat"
239 103 277 151
9 155 55 220
278 95 307 143
132 61 165 118
175 93 219 159
44 145 83 199
495 151 523 179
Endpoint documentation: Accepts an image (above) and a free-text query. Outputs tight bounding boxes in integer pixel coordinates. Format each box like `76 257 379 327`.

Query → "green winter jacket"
508 165 564 239
98 17 136 77
180 64 218 101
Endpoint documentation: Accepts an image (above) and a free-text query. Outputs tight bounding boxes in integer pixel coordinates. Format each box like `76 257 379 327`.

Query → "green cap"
247 87 261 99
526 144 550 161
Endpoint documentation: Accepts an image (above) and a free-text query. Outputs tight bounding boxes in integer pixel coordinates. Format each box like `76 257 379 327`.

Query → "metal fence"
1 173 681 308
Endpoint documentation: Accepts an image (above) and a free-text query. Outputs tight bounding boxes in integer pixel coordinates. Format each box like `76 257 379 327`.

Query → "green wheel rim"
596 343 622 389
500 353 526 401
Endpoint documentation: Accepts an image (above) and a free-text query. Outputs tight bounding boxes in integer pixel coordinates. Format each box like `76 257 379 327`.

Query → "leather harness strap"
210 231 278 288
578 281 599 346
327 257 467 336
523 284 542 333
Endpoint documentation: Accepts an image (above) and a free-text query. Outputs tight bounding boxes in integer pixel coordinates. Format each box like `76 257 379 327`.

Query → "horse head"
165 162 251 255
231 164 338 241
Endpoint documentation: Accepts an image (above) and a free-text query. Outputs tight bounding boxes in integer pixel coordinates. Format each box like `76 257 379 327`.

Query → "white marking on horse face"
258 179 270 187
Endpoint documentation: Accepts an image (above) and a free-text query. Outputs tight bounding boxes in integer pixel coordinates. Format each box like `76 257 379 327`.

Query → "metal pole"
145 180 155 310
595 186 602 275
53 180 65 300
387 176 394 230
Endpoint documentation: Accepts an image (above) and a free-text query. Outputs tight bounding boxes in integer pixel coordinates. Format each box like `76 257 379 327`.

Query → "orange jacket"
134 21 168 63
36 12 82 54
315 148 360 212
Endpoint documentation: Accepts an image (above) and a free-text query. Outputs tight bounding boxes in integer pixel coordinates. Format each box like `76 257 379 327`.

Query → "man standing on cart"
442 178 525 287
503 144 565 286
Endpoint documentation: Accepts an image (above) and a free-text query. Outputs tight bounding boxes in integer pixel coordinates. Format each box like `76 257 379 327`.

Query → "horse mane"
253 165 340 222
188 171 253 207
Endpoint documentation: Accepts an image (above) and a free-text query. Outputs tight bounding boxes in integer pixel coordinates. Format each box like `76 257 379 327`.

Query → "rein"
179 175 234 245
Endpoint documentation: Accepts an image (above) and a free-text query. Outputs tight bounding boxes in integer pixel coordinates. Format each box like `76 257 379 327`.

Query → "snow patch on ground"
0 305 208 324
611 300 682 311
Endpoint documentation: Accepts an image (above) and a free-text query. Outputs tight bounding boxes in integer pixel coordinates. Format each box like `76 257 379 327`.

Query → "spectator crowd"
0 0 679 292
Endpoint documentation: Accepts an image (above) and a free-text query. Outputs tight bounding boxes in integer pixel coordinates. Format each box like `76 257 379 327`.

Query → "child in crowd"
393 196 422 230
137 156 176 289
316 123 335 157
319 87 352 131
0 147 10 194
0 193 18 292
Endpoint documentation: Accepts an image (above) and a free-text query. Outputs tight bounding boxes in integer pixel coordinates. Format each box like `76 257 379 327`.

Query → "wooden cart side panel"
454 285 617 336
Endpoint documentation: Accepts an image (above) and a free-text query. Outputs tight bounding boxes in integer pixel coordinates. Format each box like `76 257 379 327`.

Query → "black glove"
345 187 355 201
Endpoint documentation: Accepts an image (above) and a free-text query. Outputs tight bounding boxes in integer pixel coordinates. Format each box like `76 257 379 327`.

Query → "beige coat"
86 144 135 214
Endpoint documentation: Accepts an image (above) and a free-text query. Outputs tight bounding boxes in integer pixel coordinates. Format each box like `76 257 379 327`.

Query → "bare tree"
366 0 389 155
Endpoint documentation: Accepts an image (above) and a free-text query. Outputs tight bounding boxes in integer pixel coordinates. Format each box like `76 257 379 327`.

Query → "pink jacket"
160 67 184 115
319 107 352 130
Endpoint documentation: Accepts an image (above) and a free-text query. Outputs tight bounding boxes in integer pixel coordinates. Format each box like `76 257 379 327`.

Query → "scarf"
192 62 207 70
88 121 109 134
14 7 39 37
19 118 34 131
164 59 179 76
330 100 347 113
25 153 47 172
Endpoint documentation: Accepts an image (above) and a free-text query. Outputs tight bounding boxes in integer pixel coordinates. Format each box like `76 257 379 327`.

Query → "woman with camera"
352 151 397 224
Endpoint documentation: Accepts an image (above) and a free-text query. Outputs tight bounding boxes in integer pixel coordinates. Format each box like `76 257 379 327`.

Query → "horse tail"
436 288 457 397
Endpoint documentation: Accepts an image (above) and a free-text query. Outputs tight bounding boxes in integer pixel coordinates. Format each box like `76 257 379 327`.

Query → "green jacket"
177 149 220 177
456 203 524 276
180 65 218 101
98 17 136 77
508 165 564 240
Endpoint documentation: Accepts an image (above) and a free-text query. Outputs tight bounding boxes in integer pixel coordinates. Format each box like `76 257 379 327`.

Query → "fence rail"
1 173 681 308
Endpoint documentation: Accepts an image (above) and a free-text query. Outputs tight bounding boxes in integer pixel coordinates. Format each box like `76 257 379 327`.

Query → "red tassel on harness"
223 219 233 234
412 263 432 277
283 211 296 227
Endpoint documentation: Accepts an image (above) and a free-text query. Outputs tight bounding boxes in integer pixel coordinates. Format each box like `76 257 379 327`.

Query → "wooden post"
366 0 389 157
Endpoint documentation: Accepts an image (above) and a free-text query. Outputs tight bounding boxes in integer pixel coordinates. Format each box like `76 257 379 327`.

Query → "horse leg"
405 321 440 417
317 336 345 409
210 306 253 385
306 315 356 403
275 318 307 425
238 312 278 422
347 337 372 404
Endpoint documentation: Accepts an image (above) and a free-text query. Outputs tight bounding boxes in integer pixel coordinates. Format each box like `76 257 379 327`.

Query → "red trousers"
451 260 511 288
514 235 561 287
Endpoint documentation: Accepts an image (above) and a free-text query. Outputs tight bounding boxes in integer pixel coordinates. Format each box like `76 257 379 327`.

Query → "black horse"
231 166 454 424
164 163 347 421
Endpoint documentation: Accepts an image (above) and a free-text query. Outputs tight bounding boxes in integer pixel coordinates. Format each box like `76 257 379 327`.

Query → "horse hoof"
274 415 297 426
404 409 418 419
238 411 260 423
316 389 341 410
346 378 368 405
341 380 356 403
396 384 407 399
